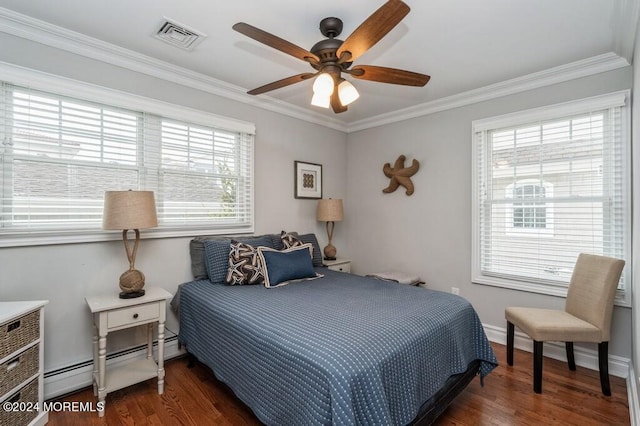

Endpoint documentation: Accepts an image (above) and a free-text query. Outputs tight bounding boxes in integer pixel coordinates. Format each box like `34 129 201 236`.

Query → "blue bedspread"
178 269 497 426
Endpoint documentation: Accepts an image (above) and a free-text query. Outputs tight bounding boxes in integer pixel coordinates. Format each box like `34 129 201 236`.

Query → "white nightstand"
323 258 351 273
85 287 172 417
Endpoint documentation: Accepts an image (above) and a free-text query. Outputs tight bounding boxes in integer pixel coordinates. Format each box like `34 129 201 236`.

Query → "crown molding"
0 7 348 133
0 7 630 135
612 0 640 65
346 52 630 132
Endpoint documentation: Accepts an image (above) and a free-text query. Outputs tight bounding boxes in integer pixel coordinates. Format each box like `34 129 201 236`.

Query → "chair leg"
598 342 611 396
565 342 576 371
507 321 514 366
187 354 195 369
533 341 543 393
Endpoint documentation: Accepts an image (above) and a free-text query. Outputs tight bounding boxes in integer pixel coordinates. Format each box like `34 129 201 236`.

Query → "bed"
174 233 497 425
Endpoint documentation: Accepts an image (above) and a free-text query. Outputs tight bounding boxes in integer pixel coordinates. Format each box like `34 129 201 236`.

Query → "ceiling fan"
232 0 430 114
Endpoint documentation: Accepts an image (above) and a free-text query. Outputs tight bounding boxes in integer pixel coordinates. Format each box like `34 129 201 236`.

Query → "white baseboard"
43 338 185 400
483 324 630 378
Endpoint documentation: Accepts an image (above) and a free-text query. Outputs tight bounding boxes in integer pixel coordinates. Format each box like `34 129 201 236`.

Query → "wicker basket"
0 310 40 360
0 378 38 426
0 343 39 397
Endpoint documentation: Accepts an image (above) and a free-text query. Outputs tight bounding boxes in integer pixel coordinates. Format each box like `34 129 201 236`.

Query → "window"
0 81 255 246
472 91 630 304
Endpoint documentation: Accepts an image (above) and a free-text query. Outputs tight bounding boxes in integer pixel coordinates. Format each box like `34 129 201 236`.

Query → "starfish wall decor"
382 155 420 196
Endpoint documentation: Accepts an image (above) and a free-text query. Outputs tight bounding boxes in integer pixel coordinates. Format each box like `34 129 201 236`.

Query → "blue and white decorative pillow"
280 230 303 249
204 236 273 284
258 243 323 288
225 240 265 285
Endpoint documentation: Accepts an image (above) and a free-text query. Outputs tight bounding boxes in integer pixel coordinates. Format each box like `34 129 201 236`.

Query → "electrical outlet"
451 287 460 295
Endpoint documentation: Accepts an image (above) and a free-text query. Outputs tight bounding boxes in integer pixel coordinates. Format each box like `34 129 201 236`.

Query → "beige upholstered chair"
505 253 625 395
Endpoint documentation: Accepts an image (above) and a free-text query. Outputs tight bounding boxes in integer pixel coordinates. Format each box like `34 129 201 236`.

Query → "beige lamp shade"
317 198 344 260
103 190 158 230
317 198 344 222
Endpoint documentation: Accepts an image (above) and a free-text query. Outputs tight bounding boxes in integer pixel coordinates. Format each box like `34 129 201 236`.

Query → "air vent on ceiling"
154 19 206 50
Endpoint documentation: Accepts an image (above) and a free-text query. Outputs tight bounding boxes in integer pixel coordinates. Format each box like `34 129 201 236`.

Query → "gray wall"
345 67 633 359
0 33 348 373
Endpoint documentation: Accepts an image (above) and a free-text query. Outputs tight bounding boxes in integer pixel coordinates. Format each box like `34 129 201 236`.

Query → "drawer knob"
133 313 139 319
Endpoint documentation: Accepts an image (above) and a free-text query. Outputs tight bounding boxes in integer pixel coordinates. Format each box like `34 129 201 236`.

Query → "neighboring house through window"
505 180 554 236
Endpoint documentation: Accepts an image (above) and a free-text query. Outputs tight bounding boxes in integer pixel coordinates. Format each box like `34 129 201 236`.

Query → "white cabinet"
0 301 48 426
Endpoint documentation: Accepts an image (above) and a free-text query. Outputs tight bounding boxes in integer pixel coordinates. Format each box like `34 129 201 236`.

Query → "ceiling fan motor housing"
311 18 352 75
319 17 343 38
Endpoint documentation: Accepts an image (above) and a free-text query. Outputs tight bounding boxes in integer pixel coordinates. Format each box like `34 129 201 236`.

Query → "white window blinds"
472 92 630 302
0 83 255 245
156 119 253 229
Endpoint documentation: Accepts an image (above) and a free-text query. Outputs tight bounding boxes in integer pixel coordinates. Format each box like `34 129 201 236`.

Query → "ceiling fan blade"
331 90 348 113
336 1 410 63
349 65 430 86
247 73 316 95
233 22 320 65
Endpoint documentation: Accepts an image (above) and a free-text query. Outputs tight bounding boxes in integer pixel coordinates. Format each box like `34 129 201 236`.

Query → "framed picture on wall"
294 161 322 199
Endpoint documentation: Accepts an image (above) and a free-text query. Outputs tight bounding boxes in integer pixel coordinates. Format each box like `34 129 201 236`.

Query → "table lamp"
103 190 158 298
317 198 344 260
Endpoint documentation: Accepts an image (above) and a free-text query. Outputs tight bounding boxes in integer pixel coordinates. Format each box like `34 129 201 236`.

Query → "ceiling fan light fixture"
311 93 331 108
234 0 429 114
338 80 360 106
312 73 334 96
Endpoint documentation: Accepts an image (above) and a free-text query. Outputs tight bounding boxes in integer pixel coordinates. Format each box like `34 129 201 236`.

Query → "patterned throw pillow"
203 236 274 284
225 240 265 285
281 230 303 249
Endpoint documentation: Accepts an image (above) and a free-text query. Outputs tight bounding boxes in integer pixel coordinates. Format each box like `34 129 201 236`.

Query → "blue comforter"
178 269 497 425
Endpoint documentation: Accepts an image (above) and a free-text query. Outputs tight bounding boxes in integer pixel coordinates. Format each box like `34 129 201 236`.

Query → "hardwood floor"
48 342 629 425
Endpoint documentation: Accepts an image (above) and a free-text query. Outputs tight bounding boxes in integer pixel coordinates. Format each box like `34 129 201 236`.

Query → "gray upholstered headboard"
189 232 322 280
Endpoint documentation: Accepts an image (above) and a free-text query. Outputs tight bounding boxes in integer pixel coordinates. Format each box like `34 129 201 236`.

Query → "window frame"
0 63 256 247
471 91 631 306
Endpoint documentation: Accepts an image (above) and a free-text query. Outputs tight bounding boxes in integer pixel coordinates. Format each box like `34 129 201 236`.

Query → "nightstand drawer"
107 303 160 329
328 263 351 273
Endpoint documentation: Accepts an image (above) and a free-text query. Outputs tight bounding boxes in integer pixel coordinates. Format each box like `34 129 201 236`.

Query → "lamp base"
119 289 146 299
119 268 145 299
323 243 337 260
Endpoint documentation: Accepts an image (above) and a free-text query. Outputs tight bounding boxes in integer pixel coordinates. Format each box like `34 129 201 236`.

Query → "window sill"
0 225 255 248
472 274 630 308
